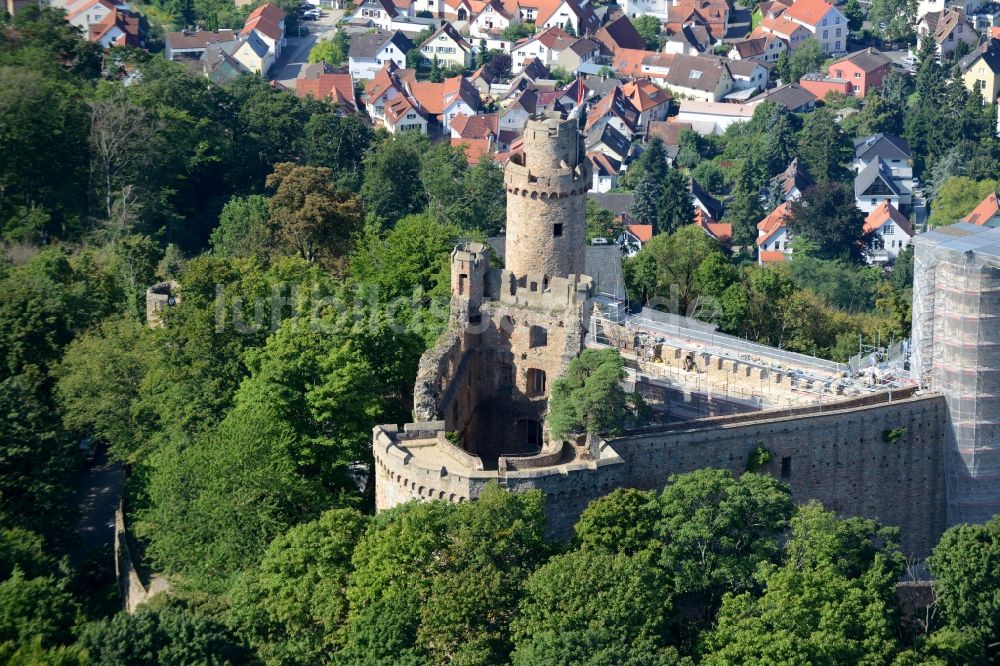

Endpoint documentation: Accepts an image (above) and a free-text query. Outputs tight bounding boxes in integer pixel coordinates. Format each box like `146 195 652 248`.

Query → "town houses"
24 0 997 271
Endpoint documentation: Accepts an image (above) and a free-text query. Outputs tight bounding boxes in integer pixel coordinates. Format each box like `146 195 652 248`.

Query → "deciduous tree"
229 508 368 664
303 113 375 191
266 162 364 267
360 133 428 227
511 549 676 666
658 469 793 619
78 607 252 665
928 177 999 227
703 502 903 665
788 37 826 81
55 317 149 463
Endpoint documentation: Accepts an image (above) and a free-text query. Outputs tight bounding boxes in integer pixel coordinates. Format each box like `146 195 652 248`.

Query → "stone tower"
504 113 591 280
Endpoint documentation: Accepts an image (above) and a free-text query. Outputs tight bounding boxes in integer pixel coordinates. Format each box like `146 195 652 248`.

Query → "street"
271 7 345 88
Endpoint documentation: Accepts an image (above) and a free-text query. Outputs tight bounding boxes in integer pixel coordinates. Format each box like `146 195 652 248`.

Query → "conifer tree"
796 109 851 183
657 166 694 235
629 175 660 231
726 159 765 248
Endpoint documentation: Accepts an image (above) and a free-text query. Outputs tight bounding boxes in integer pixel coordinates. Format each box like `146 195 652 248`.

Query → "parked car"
591 237 609 245
300 12 319 20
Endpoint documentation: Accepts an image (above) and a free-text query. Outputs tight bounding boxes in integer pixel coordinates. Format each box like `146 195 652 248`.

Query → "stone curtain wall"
375 393 949 556
613 392 948 556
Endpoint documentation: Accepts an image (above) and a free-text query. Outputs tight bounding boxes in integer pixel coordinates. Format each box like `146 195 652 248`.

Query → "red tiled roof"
450 112 499 139
705 221 732 242
588 151 621 176
961 191 1000 225
452 138 492 164
364 61 403 100
759 250 787 263
647 120 692 146
621 78 671 112
626 223 653 242
756 201 791 246
533 25 574 50
595 15 646 53
66 0 114 22
296 72 357 112
611 48 672 78
166 29 236 50
864 199 914 236
406 75 479 115
783 0 834 26
384 94 425 124
693 208 732 243
759 15 806 37
89 8 142 46
241 2 284 40
585 87 640 132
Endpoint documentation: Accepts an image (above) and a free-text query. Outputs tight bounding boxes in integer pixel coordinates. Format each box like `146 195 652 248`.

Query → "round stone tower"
504 113 592 280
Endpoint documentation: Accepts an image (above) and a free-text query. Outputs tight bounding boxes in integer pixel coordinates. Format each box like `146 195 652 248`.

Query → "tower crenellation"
503 112 591 281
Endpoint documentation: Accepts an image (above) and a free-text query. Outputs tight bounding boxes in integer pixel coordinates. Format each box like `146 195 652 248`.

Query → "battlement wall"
504 161 591 197
488 268 593 311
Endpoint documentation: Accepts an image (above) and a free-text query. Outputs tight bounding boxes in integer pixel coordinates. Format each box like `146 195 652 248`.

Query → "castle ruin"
373 113 997 558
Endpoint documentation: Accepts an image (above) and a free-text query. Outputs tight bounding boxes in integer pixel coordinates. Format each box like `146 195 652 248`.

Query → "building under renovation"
373 113 996 557
911 222 1000 526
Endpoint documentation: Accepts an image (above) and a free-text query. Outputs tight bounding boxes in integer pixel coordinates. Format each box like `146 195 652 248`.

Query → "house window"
884 224 894 235
854 72 861 78
823 29 828 38
781 456 792 478
553 223 563 237
836 28 841 36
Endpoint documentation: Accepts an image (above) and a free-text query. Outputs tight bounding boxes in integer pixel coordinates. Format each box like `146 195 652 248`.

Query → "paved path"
74 448 123 564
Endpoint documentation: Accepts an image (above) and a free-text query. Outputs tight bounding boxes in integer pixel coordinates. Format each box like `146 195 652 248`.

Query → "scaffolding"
911 222 1000 525
587 308 910 417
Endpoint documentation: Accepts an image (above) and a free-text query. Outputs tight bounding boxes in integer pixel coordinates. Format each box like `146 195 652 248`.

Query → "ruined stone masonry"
373 112 995 558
